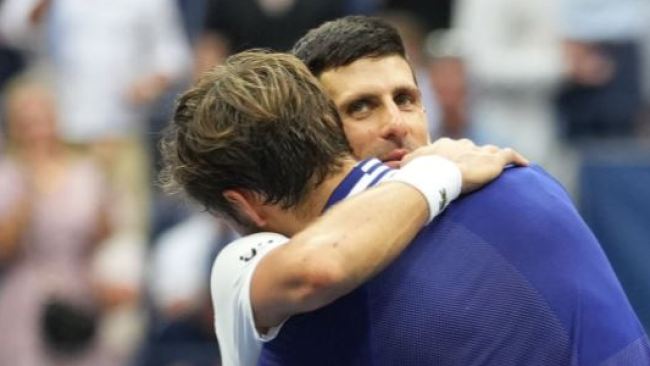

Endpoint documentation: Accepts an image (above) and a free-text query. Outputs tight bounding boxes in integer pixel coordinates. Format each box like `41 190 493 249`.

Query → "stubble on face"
319 55 429 165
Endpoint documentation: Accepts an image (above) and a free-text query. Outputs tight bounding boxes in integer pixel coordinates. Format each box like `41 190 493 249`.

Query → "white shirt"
150 213 237 314
210 232 289 366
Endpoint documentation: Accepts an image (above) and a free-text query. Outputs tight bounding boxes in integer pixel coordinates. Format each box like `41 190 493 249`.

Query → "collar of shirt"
322 158 394 212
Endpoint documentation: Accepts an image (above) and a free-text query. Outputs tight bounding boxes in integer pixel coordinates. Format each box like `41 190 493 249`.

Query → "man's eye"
395 93 415 107
347 100 372 117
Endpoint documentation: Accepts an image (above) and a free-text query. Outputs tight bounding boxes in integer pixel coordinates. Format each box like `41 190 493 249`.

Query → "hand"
563 41 614 86
29 0 51 25
126 74 169 106
400 138 529 194
94 283 139 310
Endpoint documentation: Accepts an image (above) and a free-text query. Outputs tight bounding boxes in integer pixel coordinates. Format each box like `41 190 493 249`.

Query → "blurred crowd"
0 0 648 365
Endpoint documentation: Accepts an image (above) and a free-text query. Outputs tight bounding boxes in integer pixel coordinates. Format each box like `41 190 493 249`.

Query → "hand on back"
401 138 529 194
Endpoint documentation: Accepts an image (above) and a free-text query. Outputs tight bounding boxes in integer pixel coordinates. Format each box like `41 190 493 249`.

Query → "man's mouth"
381 149 409 168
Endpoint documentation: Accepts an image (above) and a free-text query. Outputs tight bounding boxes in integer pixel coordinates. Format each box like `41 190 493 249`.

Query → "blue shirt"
259 159 650 365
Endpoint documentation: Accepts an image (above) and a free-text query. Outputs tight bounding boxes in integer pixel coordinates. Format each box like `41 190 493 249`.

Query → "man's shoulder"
210 232 290 308
438 165 581 242
487 165 566 196
455 165 572 212
211 232 290 286
210 232 290 366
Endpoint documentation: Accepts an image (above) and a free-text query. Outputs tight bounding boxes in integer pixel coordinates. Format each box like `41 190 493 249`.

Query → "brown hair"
160 50 351 225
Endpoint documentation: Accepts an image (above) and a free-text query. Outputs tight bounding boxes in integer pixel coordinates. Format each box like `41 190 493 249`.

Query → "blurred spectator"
195 0 349 75
176 0 210 44
0 0 193 361
383 0 453 32
345 0 382 15
644 12 650 106
0 45 25 94
557 0 649 139
137 213 237 366
0 74 115 366
560 0 650 332
149 213 236 321
425 29 468 139
454 0 575 188
0 0 192 236
0 34 27 150
0 48 23 151
640 14 650 138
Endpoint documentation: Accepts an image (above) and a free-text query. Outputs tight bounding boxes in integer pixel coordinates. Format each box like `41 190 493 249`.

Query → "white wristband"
383 155 462 224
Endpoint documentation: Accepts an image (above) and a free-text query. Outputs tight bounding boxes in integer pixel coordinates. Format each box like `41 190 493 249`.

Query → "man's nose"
380 102 408 141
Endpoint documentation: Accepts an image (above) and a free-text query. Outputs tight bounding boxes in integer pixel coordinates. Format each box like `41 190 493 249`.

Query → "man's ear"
223 189 267 228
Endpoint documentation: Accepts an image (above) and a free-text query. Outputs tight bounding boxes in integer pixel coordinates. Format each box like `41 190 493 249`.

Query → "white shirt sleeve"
210 232 290 366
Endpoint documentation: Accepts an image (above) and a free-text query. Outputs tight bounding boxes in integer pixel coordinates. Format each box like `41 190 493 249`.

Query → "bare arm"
193 32 230 79
0 194 31 261
251 179 429 331
250 142 527 332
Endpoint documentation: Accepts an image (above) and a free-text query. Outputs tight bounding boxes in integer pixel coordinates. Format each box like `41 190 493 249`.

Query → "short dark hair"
160 50 351 225
292 16 407 77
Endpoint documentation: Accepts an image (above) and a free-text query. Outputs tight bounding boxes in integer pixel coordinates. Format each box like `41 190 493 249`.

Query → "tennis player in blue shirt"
161 47 648 365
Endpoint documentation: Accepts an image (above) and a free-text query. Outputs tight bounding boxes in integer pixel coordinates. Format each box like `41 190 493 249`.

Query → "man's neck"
269 158 358 236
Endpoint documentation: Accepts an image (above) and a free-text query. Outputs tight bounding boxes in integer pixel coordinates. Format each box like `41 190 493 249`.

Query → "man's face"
9 87 58 146
319 55 430 167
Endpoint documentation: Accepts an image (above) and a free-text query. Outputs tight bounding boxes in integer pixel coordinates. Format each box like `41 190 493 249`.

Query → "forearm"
252 180 433 329
251 144 524 328
0 221 21 260
283 156 461 315
290 181 428 311
0 199 30 261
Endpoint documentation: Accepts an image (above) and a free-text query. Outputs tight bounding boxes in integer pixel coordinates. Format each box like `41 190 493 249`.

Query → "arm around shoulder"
250 155 462 332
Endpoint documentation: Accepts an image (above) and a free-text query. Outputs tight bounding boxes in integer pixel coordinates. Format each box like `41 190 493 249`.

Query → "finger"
512 150 530 166
459 138 476 148
399 153 414 168
480 144 500 153
504 148 530 166
499 148 529 166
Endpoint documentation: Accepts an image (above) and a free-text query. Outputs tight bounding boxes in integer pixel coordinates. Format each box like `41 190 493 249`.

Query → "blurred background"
0 0 648 365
